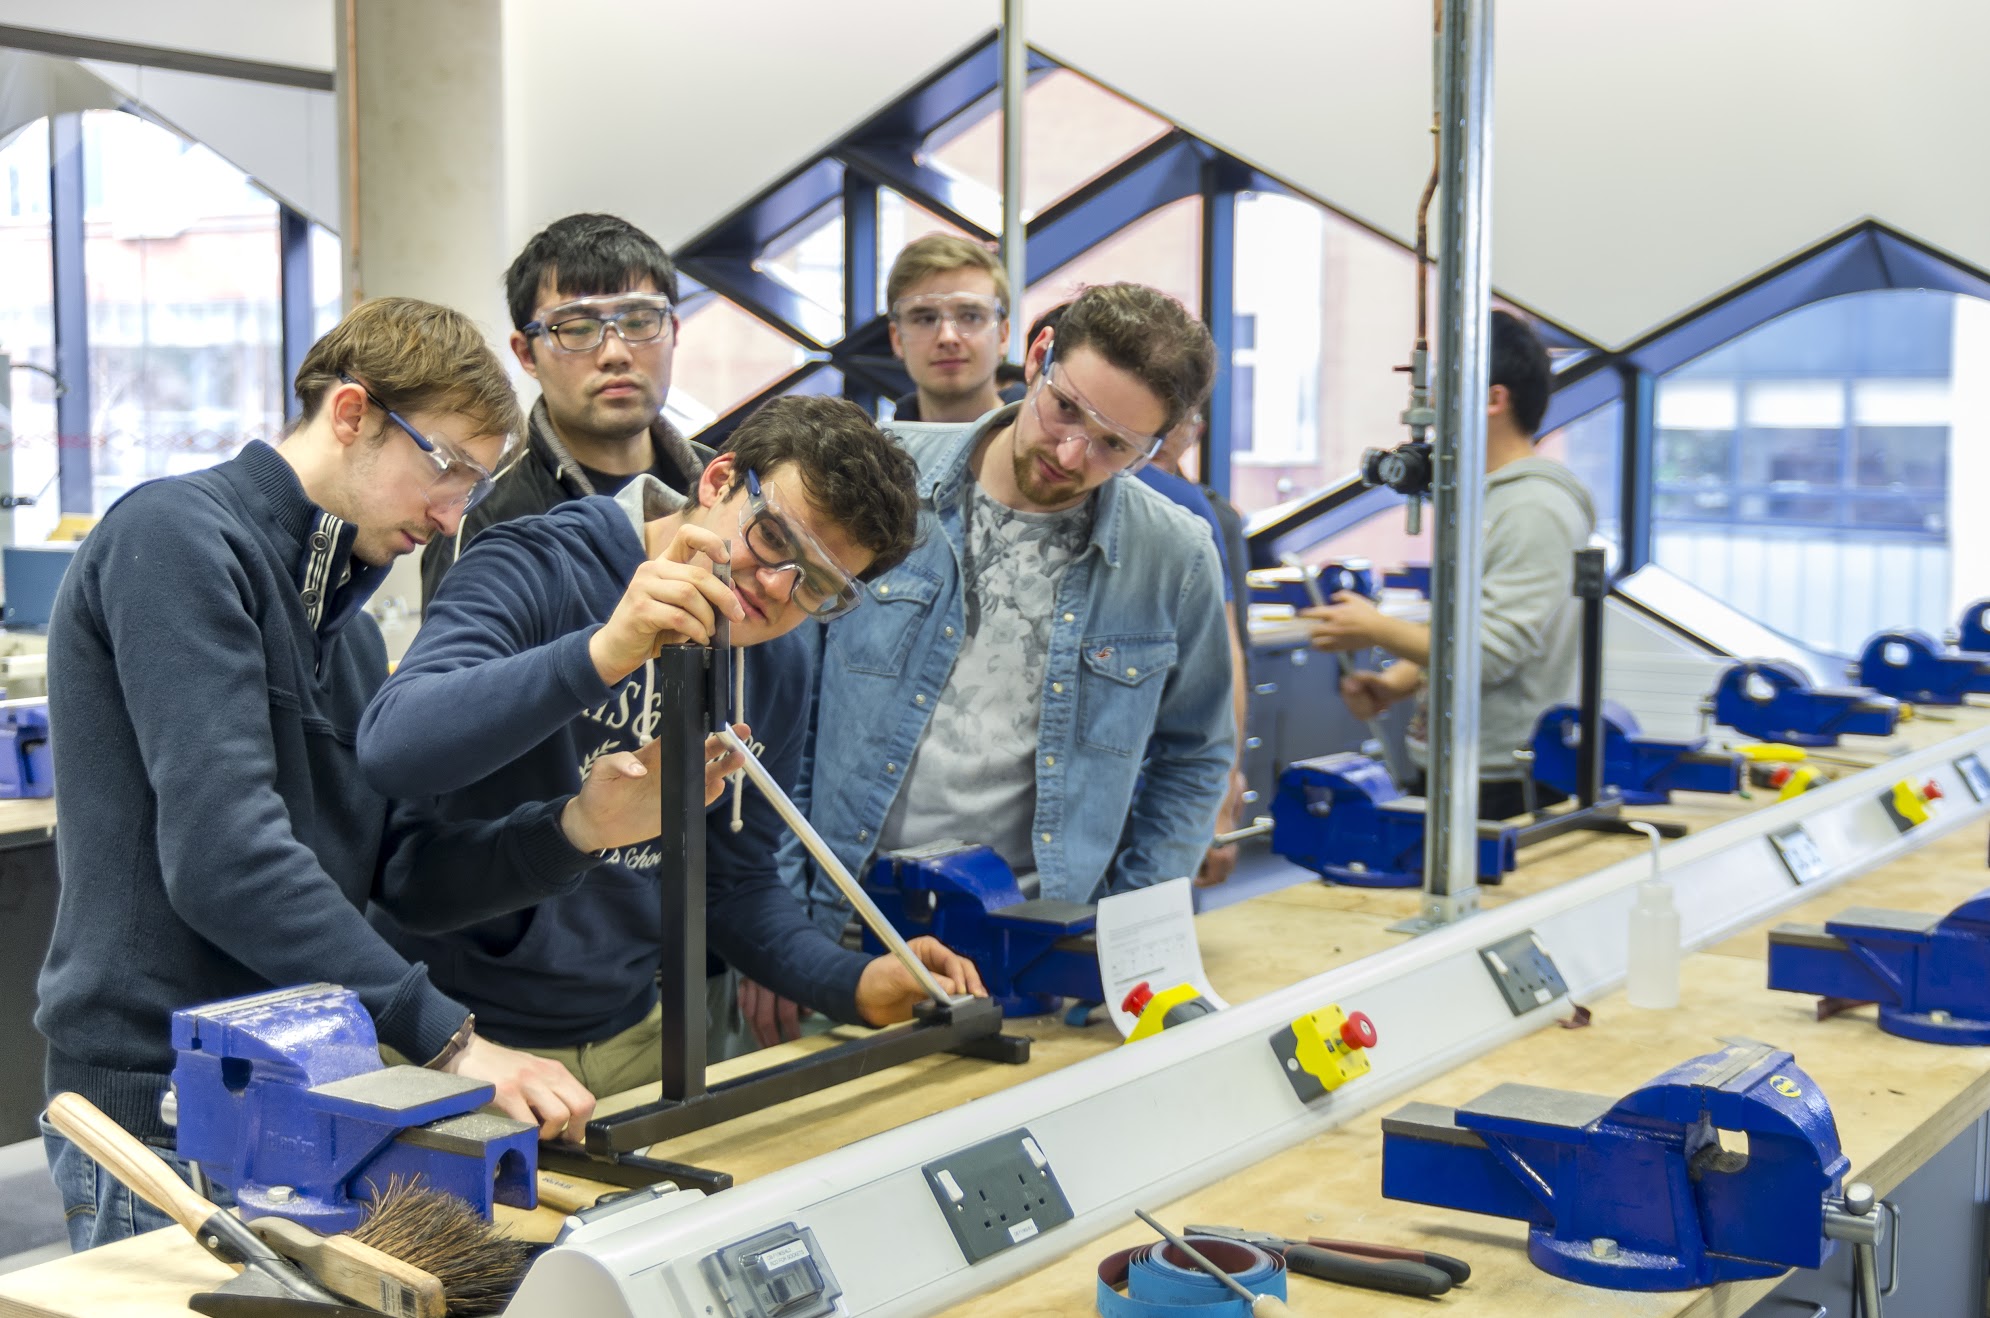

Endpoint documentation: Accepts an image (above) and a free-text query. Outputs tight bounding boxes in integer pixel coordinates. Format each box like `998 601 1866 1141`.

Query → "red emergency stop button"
1341 1011 1378 1050
1924 780 1943 801
1121 981 1154 1017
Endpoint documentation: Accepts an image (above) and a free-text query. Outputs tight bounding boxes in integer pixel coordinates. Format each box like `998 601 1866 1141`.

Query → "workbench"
3 707 1985 1316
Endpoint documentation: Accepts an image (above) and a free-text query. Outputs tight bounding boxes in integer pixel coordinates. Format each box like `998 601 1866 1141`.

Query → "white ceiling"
6 0 1983 349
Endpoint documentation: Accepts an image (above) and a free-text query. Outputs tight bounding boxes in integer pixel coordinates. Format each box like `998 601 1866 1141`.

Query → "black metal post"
279 207 314 422
653 643 708 1101
1574 547 1606 809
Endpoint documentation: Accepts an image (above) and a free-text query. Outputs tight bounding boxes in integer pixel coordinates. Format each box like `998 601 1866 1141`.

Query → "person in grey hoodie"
1302 310 1596 820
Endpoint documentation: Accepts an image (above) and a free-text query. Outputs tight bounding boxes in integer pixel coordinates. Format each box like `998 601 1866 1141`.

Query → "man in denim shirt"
786 283 1233 931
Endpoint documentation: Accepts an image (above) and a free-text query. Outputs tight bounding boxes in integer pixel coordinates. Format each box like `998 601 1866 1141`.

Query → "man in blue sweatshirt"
360 396 985 1100
35 297 710 1251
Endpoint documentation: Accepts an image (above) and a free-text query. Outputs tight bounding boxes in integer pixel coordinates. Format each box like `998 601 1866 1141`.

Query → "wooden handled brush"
47 1092 532 1318
43 1092 386 1316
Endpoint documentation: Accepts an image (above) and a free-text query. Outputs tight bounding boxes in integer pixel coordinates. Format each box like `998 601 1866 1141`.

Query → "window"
310 222 342 339
0 122 58 544
83 110 283 512
668 294 812 436
1226 191 1424 516
757 204 844 341
1652 290 1964 655
1021 194 1199 334
921 69 1172 223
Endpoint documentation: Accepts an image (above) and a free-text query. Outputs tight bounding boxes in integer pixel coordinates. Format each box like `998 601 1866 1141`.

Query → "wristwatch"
425 1014 477 1070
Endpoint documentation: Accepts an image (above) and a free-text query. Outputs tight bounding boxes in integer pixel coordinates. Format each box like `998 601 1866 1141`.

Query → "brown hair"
719 396 921 579
293 296 522 444
1051 283 1214 433
885 234 1011 314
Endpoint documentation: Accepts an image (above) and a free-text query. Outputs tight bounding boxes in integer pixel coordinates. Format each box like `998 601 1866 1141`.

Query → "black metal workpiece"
560 638 1031 1195
1513 549 1687 848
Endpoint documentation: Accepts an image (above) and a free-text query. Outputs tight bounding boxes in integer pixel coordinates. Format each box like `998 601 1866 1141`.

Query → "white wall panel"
498 0 987 256
1031 0 1990 346
0 0 332 71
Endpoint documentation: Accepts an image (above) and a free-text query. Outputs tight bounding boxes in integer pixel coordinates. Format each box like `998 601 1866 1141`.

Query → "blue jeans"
39 1112 227 1252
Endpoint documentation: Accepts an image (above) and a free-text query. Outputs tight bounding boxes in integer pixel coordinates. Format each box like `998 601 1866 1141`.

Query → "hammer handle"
46 1090 218 1237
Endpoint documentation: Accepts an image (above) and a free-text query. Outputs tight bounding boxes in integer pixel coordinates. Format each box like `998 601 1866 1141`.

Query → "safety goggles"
1027 344 1166 473
888 293 1006 339
739 469 865 621
337 372 496 514
523 293 676 354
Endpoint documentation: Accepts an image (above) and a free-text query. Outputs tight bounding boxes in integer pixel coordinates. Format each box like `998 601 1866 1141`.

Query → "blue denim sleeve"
1103 533 1236 893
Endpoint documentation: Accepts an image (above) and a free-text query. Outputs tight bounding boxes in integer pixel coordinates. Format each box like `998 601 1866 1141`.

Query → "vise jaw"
170 984 538 1231
1529 701 1741 806
1856 629 1990 707
863 841 1103 1016
1381 1039 1852 1290
1270 752 1516 888
1710 660 1899 748
1768 889 1990 1044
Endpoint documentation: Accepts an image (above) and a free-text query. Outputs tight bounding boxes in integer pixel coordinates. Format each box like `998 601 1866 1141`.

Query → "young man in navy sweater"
359 396 985 1099
35 297 721 1250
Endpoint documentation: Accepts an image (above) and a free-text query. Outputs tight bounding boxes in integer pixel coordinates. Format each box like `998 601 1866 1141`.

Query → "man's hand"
855 936 988 1025
738 976 808 1049
1300 590 1387 652
560 723 750 853
1195 767 1248 888
589 524 746 685
444 1033 596 1142
1340 665 1419 721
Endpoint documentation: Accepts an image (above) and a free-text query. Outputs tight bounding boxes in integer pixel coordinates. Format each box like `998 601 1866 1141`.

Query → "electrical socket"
1479 930 1568 1016
922 1127 1073 1264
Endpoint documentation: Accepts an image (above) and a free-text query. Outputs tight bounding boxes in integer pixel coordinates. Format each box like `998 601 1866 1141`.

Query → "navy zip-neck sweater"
36 442 600 1141
359 486 866 1047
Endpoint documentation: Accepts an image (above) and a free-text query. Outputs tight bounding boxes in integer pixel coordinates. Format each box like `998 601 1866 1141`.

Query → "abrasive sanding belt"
1095 1236 1287 1316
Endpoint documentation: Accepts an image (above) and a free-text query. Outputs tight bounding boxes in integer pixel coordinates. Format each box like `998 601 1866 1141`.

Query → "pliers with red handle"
1184 1224 1468 1297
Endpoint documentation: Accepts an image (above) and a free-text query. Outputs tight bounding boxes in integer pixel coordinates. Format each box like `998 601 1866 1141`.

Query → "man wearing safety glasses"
420 213 710 607
884 234 1024 424
38 298 709 1249
786 283 1235 941
357 397 988 1100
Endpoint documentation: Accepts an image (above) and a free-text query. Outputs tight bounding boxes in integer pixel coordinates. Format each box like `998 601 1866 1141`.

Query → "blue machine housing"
861 842 1103 1017
1529 701 1741 806
1855 629 1990 706
1246 560 1376 611
1381 1040 1849 1290
171 984 538 1231
1710 660 1899 747
1270 752 1517 888
1957 598 1990 654
1768 890 1990 1045
0 698 51 798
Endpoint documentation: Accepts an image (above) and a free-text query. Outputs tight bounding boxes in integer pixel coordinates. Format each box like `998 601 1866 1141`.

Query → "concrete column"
336 0 508 334
335 0 509 651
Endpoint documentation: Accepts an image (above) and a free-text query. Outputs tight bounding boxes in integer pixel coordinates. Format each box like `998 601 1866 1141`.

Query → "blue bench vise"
1381 1039 1864 1290
1270 752 1517 888
0 697 51 798
862 841 1102 1017
1529 701 1741 806
1955 598 1990 654
1246 560 1374 610
1709 660 1900 747
1855 629 1990 706
1768 890 1990 1044
169 983 539 1231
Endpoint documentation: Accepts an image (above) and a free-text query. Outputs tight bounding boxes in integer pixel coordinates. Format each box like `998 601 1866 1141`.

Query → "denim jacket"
785 406 1235 921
